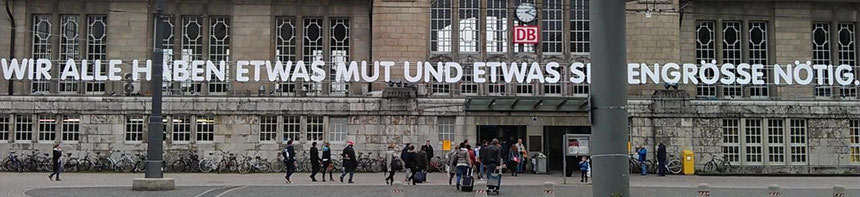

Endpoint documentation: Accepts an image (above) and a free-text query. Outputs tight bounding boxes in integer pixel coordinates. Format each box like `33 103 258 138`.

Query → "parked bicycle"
62 152 80 172
703 154 733 173
428 156 448 173
238 152 271 174
171 151 201 172
198 151 220 173
2 151 23 172
217 151 240 173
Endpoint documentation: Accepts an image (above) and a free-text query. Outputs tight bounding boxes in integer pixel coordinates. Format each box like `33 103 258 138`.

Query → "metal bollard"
391 181 404 197
833 185 845 197
543 182 556 197
768 184 780 197
697 183 710 197
475 181 488 197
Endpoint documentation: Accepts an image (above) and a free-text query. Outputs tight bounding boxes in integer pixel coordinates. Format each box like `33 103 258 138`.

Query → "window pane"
486 0 507 53
850 120 860 163
838 23 857 99
304 18 324 94
789 119 807 164
15 115 33 142
0 115 9 141
542 0 562 53
722 21 742 98
62 115 80 142
181 16 204 94
85 15 107 93
570 0 590 54
330 18 350 95
157 15 176 95
722 119 740 163
59 15 81 93
766 119 784 164
31 15 52 94
437 117 455 141
329 117 348 142
284 116 301 141
306 116 323 141
696 21 716 98
744 119 763 164
260 115 278 142
813 22 832 97
275 17 297 94
459 0 479 52
126 115 145 142
431 0 453 52
172 115 191 142
196 116 215 142
749 21 769 97
38 115 56 142
209 16 231 93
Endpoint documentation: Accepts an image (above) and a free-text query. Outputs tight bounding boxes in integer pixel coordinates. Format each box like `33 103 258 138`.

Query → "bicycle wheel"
172 160 188 172
668 160 682 174
199 160 214 173
257 162 271 173
270 161 284 172
3 160 15 172
703 162 715 173
78 159 91 172
238 162 251 174
117 160 134 173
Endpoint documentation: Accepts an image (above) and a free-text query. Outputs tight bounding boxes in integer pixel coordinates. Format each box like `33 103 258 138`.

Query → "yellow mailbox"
682 150 695 175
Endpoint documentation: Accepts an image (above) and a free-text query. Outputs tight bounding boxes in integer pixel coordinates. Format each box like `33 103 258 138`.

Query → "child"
579 156 590 183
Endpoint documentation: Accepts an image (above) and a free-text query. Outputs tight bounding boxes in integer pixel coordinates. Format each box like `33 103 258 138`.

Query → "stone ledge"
132 178 175 191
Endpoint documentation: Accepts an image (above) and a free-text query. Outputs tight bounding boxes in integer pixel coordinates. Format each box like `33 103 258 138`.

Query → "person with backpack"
340 141 357 183
283 140 296 183
451 143 474 191
579 156 590 182
321 142 333 182
446 145 459 185
384 144 402 185
309 142 321 182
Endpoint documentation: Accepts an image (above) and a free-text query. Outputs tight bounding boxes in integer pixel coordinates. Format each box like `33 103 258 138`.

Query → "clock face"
516 3 537 23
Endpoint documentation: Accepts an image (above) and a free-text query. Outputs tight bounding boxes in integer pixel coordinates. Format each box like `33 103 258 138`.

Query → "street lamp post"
590 0 630 197
145 0 165 179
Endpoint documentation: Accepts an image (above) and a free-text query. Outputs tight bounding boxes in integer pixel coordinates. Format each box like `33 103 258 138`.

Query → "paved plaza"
1 172 857 197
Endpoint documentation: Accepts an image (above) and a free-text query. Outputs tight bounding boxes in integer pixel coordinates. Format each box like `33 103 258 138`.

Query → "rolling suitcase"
413 170 427 183
460 168 474 192
486 169 502 195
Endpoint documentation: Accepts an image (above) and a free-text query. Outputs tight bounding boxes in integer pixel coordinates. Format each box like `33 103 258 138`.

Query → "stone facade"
1 0 860 174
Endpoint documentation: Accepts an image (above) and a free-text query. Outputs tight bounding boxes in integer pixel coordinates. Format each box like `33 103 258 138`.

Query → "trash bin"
533 153 547 174
683 150 694 175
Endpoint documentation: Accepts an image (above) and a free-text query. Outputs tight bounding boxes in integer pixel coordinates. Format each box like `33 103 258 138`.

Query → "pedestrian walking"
384 144 400 185
404 145 419 185
446 145 459 185
657 143 667 176
321 142 333 182
309 142 321 182
451 143 474 190
340 141 357 183
475 141 486 180
480 139 502 179
283 140 297 183
415 146 428 181
637 146 647 176
515 139 527 173
579 156 590 182
421 140 434 173
48 144 62 181
508 145 520 176
402 143 412 181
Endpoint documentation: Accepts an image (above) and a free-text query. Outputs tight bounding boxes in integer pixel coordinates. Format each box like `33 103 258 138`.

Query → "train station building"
0 0 859 174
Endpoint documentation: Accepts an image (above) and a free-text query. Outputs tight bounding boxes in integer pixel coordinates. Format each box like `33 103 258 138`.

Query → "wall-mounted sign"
1 58 858 86
513 26 540 44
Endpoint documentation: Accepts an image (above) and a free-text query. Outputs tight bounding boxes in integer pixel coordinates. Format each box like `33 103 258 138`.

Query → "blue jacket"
579 160 590 172
637 148 647 161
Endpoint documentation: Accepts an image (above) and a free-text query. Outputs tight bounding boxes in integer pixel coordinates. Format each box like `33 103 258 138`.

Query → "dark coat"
52 149 62 163
657 144 667 161
284 145 296 162
322 146 331 161
342 145 357 169
310 146 321 165
480 145 502 166
421 144 434 161
404 151 417 169
415 150 428 171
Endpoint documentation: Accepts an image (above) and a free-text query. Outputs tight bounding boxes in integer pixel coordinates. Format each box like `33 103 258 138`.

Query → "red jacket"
468 149 477 164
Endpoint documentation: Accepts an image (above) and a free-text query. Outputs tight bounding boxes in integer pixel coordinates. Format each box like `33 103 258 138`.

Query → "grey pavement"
2 172 858 197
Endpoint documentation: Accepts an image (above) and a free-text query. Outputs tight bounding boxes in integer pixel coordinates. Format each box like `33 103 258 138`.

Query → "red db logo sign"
513 26 539 44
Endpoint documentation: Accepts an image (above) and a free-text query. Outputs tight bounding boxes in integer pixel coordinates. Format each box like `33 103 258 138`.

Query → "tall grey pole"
590 0 629 196
145 0 165 179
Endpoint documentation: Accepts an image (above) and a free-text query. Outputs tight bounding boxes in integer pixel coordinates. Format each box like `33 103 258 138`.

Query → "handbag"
326 163 334 172
512 156 520 163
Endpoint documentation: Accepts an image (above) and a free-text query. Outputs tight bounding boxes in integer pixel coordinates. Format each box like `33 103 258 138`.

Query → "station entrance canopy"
464 97 588 112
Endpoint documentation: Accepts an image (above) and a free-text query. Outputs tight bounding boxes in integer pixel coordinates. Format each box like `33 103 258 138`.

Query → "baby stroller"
486 169 502 195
